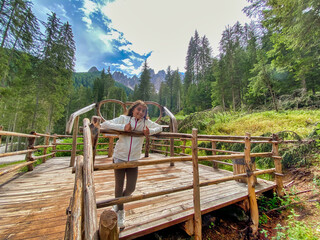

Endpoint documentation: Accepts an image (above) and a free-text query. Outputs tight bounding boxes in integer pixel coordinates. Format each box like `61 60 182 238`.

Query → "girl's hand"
124 122 132 132
143 126 149 136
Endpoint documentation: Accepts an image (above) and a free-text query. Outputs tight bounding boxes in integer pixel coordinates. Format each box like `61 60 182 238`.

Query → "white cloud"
103 0 250 72
80 0 99 28
122 58 133 66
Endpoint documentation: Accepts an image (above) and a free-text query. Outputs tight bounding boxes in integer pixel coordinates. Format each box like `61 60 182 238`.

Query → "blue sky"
32 0 250 76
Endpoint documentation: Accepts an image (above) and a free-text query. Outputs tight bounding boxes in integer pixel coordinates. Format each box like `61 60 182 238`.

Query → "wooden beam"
0 149 35 158
0 130 40 138
0 160 36 177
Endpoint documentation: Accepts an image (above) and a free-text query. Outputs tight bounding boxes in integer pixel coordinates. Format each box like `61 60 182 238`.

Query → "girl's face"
132 104 147 120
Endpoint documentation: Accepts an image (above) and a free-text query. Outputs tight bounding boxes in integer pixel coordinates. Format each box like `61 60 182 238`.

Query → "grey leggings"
114 167 138 210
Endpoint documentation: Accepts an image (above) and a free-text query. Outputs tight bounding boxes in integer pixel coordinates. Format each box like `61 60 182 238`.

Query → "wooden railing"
0 130 87 177
65 116 290 240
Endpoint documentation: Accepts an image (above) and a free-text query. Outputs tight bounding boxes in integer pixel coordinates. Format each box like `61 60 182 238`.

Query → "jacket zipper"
128 118 138 161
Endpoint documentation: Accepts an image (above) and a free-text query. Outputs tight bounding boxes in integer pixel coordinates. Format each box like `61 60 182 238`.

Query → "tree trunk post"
244 133 259 237
70 116 79 167
99 210 119 240
191 128 202 240
52 134 57 158
90 116 101 165
211 140 218 169
26 131 36 171
42 133 50 163
272 134 284 197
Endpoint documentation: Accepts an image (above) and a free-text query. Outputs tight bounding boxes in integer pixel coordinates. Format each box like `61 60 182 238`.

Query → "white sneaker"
112 205 118 212
117 210 125 229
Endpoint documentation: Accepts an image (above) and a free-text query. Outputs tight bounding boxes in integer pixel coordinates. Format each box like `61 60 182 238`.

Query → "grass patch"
0 160 26 169
208 110 320 137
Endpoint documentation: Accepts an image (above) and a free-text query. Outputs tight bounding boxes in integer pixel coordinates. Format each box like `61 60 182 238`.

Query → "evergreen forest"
0 0 319 135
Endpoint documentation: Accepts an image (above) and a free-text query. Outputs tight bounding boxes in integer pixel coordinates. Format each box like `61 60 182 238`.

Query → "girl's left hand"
143 126 149 136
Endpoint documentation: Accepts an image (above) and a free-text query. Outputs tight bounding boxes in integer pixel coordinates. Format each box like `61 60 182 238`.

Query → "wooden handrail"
66 103 96 134
0 130 39 138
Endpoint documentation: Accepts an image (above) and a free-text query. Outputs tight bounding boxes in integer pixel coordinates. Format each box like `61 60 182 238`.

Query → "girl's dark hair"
126 100 148 119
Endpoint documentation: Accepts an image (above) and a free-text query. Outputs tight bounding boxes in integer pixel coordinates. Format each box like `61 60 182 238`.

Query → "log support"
181 218 194 236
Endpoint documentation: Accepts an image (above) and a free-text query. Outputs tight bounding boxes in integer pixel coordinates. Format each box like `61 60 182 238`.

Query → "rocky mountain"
111 69 168 92
87 66 184 92
88 66 99 72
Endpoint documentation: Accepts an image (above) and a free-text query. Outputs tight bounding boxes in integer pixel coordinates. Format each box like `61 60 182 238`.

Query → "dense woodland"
0 0 319 135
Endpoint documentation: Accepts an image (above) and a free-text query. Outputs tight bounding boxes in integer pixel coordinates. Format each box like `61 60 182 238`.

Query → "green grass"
0 160 26 169
208 110 320 137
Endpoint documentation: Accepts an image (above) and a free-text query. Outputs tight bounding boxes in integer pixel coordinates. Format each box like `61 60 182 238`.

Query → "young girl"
101 100 162 228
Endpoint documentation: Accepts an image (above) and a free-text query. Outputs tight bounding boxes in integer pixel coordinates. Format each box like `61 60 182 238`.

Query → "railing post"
272 134 284 197
144 135 150 157
42 133 50 163
211 140 218 169
26 131 36 171
83 118 99 240
108 136 114 158
90 116 101 164
52 134 57 158
191 128 202 240
244 133 259 237
70 116 79 167
182 139 186 154
169 119 175 166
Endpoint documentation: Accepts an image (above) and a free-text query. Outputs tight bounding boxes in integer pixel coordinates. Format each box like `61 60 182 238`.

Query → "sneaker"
117 210 125 229
112 205 118 212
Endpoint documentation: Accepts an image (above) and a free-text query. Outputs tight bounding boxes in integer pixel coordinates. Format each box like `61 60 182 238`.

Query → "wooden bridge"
0 100 287 239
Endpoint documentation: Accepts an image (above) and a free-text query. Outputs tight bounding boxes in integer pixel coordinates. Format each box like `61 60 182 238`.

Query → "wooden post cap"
99 210 119 240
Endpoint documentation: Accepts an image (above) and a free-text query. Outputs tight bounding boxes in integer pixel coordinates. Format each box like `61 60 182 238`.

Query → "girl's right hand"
124 122 132 132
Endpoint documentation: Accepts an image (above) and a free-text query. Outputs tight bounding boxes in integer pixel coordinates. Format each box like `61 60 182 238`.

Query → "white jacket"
101 115 162 161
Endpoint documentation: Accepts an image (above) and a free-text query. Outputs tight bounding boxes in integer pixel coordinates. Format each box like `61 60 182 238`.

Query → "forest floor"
138 162 320 240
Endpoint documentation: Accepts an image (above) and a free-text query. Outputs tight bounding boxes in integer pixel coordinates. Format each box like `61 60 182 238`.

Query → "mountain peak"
88 66 99 72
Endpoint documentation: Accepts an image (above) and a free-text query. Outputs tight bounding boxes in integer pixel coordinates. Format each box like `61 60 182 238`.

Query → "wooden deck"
0 154 276 239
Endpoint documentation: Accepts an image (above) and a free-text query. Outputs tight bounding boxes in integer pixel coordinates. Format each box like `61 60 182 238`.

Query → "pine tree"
138 60 151 101
165 66 173 109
